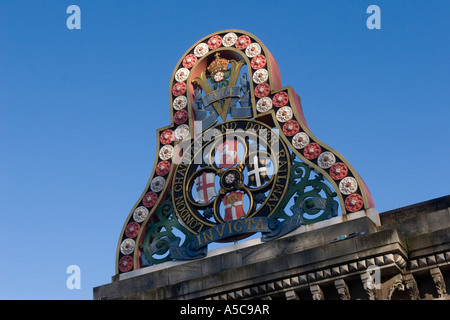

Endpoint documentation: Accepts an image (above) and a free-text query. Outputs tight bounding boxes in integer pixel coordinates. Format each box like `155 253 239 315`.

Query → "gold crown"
207 53 229 75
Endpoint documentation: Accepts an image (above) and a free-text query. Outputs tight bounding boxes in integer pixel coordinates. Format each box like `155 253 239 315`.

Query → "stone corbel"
334 279 351 300
361 272 377 300
430 267 447 298
403 274 419 300
310 285 324 300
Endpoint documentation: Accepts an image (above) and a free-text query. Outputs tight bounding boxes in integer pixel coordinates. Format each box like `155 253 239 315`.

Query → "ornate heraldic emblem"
116 30 375 274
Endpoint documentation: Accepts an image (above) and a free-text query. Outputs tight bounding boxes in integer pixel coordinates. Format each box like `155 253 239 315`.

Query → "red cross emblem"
194 172 217 203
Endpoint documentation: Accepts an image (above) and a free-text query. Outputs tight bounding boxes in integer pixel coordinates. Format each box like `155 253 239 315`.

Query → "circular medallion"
125 222 140 238
159 144 174 160
174 124 190 140
194 43 209 57
222 32 238 47
251 55 267 70
339 177 358 195
235 35 251 50
329 162 348 180
245 43 261 58
276 106 293 122
207 35 222 49
303 142 322 160
142 191 158 207
254 83 271 98
118 255 133 273
345 193 364 212
156 160 171 176
172 82 186 96
171 120 290 237
317 151 336 169
273 92 289 107
256 97 273 112
150 176 166 192
253 69 268 84
133 206 149 223
160 129 174 145
292 132 310 149
174 109 188 124
173 96 187 110
283 120 300 136
120 238 135 255
182 54 197 69
175 68 189 82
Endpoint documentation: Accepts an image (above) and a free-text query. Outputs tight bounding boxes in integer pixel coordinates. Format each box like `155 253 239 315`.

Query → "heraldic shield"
115 30 376 274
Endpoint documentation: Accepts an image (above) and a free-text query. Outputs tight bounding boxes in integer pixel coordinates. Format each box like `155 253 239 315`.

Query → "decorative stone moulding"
114 30 376 274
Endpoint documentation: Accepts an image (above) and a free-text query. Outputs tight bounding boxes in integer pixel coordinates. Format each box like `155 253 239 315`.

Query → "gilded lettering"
233 220 243 232
254 218 264 230
203 228 214 243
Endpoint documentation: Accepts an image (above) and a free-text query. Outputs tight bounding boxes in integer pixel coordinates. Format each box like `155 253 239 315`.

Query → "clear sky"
0 0 449 300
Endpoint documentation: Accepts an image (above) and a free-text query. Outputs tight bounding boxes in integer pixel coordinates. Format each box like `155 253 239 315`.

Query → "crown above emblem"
207 52 229 76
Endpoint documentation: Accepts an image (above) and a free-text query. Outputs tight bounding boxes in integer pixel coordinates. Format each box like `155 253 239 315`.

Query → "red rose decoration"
273 91 289 107
303 142 322 160
235 35 251 50
156 160 171 176
207 35 222 49
172 82 186 96
345 193 364 212
174 109 188 124
142 191 158 207
160 129 174 145
329 162 348 180
182 54 197 69
251 55 267 70
125 222 140 238
118 255 133 273
283 120 300 136
254 83 270 98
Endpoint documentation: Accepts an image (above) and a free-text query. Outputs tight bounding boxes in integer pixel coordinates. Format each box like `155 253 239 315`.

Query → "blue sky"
0 0 449 299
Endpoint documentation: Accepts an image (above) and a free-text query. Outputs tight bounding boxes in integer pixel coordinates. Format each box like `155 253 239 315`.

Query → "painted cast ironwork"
115 30 375 274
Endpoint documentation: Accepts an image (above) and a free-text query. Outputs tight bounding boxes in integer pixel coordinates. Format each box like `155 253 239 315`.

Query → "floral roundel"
208 35 222 49
125 222 140 238
172 82 186 96
235 35 251 49
133 206 148 223
303 142 322 160
222 32 237 47
251 55 267 70
118 256 133 273
255 83 270 98
283 120 300 136
273 92 289 107
292 132 310 149
182 54 197 69
345 193 364 212
330 162 348 180
142 191 158 207
160 129 174 145
174 109 188 124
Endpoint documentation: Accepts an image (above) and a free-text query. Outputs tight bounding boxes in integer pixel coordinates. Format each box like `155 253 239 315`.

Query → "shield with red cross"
223 191 245 221
194 172 217 203
216 139 239 168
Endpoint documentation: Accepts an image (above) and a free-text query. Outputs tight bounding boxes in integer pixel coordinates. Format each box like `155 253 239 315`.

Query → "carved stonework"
361 272 377 300
430 267 447 298
310 285 324 300
403 274 420 300
334 279 351 300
